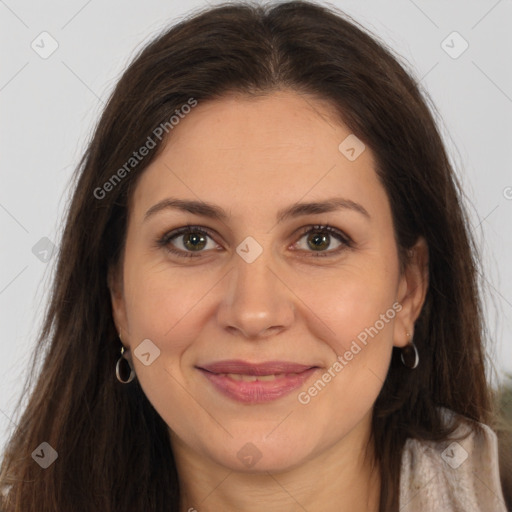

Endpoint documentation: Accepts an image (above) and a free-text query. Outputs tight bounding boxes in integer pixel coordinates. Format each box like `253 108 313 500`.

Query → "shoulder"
399 406 508 511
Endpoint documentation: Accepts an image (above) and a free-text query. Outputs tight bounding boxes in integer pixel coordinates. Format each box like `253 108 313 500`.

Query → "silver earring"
401 331 419 369
116 336 135 383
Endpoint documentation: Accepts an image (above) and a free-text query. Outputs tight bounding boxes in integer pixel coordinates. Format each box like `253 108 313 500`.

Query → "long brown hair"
1 1 510 510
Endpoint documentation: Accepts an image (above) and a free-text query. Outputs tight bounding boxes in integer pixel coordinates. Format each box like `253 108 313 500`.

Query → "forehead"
130 90 386 223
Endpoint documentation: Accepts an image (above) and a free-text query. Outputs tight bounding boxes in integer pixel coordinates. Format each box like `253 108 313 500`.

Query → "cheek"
293 264 398 407
297 261 398 347
330 283 397 354
121 265 208 424
123 255 210 346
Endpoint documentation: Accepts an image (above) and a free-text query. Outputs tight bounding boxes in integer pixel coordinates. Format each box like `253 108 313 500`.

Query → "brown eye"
181 232 208 251
293 225 352 257
306 232 331 251
157 226 218 258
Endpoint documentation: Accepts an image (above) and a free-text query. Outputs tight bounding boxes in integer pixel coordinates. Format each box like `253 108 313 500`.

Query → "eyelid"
292 224 352 246
156 223 354 258
156 225 220 258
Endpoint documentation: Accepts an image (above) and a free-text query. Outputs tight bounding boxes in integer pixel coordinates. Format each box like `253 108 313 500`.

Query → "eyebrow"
143 197 370 223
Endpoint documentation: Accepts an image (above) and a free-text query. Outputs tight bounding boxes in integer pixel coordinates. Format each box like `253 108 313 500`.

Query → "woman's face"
110 90 427 472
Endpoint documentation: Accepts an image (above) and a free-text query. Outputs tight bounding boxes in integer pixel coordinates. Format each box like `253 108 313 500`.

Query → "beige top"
400 407 507 511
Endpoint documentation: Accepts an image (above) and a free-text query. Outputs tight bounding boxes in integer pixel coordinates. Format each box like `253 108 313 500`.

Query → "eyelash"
155 224 353 259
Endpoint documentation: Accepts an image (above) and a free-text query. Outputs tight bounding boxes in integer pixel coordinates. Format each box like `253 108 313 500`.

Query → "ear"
394 236 429 348
107 263 130 350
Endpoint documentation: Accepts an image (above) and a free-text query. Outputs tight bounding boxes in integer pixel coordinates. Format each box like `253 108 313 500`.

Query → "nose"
217 248 295 340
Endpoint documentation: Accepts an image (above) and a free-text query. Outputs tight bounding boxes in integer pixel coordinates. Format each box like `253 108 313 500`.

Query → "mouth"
196 360 320 403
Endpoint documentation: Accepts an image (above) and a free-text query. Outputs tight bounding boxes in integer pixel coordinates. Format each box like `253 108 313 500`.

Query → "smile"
196 360 320 403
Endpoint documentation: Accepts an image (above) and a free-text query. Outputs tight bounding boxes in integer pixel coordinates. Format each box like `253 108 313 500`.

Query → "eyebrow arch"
143 197 370 223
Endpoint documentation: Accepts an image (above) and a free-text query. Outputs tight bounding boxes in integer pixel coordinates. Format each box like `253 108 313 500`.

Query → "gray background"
1 0 511 455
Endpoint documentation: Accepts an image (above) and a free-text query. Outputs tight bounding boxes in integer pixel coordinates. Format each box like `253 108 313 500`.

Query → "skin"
109 90 429 512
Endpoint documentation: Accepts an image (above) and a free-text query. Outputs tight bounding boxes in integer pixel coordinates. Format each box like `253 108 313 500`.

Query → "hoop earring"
116 338 135 384
401 331 419 369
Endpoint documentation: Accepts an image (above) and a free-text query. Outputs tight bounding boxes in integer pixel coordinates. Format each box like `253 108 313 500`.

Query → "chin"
205 433 315 474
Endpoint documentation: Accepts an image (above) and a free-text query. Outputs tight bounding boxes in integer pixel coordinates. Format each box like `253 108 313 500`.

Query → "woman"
0 1 510 511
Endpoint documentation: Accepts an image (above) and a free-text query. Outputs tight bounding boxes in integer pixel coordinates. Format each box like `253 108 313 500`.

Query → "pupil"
184 233 206 251
309 233 329 251
182 232 331 252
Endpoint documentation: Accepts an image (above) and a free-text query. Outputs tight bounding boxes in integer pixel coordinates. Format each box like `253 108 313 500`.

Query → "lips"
198 360 315 376
197 360 319 403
